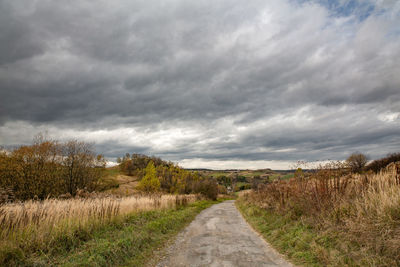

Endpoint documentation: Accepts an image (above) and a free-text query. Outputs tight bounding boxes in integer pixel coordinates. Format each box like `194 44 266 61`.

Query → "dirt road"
156 200 293 267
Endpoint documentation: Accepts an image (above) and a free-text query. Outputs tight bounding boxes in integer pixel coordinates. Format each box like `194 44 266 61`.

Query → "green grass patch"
236 199 355 267
243 171 264 177
234 182 252 191
104 166 121 177
5 200 219 267
281 173 294 180
208 171 230 177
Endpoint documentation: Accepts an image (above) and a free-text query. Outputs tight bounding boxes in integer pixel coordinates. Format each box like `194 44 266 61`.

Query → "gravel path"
156 200 293 267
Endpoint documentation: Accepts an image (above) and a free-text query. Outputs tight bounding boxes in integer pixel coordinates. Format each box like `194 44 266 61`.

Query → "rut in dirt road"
156 200 293 267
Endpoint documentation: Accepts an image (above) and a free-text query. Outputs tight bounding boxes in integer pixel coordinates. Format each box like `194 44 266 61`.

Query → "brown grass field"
0 194 199 262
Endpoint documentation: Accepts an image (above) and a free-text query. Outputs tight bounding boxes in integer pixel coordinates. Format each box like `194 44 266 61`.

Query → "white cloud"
378 112 400 122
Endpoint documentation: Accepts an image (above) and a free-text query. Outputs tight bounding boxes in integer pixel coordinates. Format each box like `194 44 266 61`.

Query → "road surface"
156 200 293 267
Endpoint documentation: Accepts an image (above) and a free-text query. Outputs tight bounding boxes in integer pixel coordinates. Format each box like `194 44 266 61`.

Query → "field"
198 169 295 192
237 164 400 266
201 169 293 180
0 194 208 266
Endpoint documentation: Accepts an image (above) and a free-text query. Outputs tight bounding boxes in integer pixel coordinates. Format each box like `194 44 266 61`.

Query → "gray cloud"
0 0 399 168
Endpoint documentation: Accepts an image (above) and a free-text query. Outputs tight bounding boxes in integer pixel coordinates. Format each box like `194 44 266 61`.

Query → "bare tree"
62 140 106 195
346 153 368 173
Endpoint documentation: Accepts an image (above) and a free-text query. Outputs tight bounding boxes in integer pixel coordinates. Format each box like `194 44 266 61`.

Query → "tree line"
346 152 400 173
0 135 105 200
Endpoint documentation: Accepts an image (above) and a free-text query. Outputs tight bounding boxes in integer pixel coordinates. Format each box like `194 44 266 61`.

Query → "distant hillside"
114 153 218 198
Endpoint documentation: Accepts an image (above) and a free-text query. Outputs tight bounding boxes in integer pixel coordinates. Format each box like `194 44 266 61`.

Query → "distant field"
200 169 293 180
206 171 230 177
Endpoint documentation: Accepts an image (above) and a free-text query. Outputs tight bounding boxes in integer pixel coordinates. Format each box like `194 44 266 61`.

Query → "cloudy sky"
0 0 399 169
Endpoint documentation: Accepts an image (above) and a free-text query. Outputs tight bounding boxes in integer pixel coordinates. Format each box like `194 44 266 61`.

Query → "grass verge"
3 200 219 267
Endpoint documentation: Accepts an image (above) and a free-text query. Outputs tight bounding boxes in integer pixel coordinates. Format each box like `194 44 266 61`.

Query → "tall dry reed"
0 194 199 257
337 169 400 264
243 163 400 264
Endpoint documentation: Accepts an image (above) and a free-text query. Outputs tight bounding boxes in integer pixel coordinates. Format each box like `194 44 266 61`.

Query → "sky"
0 0 399 169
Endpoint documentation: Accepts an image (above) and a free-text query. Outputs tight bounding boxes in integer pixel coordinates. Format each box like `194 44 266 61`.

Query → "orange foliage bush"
0 135 105 200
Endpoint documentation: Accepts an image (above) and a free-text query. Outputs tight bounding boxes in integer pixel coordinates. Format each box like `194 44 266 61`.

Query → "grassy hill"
99 166 140 196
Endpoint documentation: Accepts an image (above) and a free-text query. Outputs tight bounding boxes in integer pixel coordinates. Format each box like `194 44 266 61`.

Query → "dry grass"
105 174 140 196
242 163 400 265
0 194 199 260
337 170 400 265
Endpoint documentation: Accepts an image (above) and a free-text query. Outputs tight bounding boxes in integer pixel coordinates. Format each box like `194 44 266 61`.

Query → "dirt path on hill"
156 200 293 267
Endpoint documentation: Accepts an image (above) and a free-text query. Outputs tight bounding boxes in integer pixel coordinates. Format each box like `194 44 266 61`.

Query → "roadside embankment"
237 166 400 266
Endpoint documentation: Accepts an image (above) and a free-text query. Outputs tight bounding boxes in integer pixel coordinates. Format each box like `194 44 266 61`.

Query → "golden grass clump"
0 194 199 259
338 170 400 264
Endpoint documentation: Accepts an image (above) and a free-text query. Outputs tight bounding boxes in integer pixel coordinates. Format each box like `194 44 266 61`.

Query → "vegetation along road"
156 200 292 267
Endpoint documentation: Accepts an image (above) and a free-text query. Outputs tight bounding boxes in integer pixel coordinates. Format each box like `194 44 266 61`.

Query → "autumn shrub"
217 184 227 194
118 153 169 177
246 162 350 216
234 182 252 192
192 178 218 200
216 175 232 187
136 161 160 192
0 135 106 200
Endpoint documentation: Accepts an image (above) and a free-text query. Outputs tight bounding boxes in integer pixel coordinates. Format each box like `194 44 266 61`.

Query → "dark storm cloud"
0 2 44 65
0 0 399 168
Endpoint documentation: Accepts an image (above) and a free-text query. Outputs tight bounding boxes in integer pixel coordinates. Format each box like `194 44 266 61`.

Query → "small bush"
235 176 247 183
218 185 227 194
234 182 252 192
194 178 218 200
